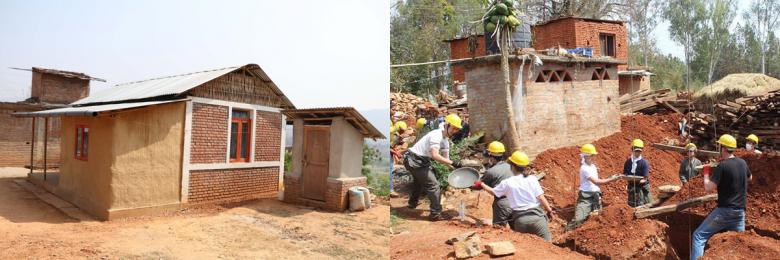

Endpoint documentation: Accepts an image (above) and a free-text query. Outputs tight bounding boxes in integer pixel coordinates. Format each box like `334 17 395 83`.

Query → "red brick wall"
0 109 61 167
283 175 368 211
465 60 620 157
532 18 628 70
31 72 89 104
449 36 487 83
190 103 228 164
254 111 281 162
187 167 279 203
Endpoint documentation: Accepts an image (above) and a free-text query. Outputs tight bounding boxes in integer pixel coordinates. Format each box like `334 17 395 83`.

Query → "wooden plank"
635 194 718 218
651 143 720 157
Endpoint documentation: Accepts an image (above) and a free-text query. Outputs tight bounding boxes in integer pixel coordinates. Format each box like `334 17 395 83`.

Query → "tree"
702 0 736 84
743 0 780 74
625 0 663 66
524 0 627 21
664 0 707 91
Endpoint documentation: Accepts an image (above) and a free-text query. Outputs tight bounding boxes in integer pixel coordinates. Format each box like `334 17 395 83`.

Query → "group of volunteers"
396 113 757 260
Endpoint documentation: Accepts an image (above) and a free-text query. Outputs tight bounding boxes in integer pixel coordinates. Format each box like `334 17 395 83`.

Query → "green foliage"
283 150 292 172
362 144 389 196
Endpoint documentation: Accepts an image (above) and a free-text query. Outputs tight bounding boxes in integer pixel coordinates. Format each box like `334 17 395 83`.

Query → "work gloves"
472 181 482 188
451 160 462 168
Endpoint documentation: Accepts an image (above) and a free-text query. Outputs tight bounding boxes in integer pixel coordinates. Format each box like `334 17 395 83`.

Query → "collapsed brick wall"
449 36 487 83
465 60 620 157
284 175 368 211
0 109 61 167
190 103 228 163
254 111 281 162
532 17 628 70
187 167 279 203
31 71 89 104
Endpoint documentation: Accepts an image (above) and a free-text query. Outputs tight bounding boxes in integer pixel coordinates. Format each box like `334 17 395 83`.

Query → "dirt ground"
0 169 389 259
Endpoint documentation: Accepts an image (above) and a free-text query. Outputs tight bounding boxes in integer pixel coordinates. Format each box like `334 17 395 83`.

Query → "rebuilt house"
0 67 103 167
14 63 383 220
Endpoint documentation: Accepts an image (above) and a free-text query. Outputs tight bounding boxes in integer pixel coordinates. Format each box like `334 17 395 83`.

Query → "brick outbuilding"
15 64 383 220
531 17 628 71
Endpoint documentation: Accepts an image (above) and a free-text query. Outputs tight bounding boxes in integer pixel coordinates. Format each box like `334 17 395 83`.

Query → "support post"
30 117 36 176
43 117 48 180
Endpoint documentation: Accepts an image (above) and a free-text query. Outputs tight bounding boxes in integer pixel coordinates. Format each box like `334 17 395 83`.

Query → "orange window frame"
75 125 89 161
229 114 252 163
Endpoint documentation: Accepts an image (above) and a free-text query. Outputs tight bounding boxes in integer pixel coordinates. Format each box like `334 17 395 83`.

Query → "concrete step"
13 179 95 222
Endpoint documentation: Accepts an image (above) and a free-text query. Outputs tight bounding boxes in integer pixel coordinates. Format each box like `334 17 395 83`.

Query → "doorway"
301 125 330 201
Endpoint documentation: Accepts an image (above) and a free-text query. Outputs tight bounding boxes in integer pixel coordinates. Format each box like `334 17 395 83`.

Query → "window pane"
230 122 238 159
76 128 82 157
241 123 249 159
232 110 249 119
83 128 89 158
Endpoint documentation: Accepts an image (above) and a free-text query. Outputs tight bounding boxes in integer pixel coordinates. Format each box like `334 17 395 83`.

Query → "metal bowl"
447 167 480 189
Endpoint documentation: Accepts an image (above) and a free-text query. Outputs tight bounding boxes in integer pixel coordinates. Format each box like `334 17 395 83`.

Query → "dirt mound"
562 204 677 259
700 231 780 260
534 114 685 208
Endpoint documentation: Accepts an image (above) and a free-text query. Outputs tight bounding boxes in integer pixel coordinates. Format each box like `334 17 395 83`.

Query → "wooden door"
302 125 330 201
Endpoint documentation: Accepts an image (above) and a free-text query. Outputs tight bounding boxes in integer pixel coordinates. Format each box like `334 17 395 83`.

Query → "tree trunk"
500 28 522 151
684 44 691 92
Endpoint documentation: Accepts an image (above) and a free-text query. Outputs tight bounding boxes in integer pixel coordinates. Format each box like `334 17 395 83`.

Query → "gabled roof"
282 107 385 140
72 64 294 109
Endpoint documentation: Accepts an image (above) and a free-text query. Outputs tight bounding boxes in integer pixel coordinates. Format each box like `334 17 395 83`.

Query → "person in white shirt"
565 143 620 231
475 151 555 241
403 114 463 221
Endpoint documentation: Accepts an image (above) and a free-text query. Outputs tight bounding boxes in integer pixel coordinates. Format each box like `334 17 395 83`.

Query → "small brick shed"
13 64 381 220
281 108 384 211
531 16 628 71
458 54 625 157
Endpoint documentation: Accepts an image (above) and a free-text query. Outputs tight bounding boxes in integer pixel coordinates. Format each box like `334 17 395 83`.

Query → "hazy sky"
0 0 390 111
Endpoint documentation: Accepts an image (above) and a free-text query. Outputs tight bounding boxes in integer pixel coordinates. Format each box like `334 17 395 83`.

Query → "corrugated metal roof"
13 99 186 118
71 64 295 109
282 107 386 139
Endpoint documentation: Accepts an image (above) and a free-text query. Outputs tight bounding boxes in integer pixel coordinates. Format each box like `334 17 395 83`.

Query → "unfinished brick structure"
446 35 487 83
0 68 98 167
618 70 652 95
460 55 623 156
531 17 628 71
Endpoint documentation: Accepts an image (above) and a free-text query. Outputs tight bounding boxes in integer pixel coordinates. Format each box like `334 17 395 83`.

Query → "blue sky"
0 0 390 112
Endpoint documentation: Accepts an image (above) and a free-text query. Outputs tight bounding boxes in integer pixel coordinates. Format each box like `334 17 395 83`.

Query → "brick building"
531 17 628 71
0 67 102 167
458 54 624 157
618 70 653 95
446 35 487 83
16 64 383 220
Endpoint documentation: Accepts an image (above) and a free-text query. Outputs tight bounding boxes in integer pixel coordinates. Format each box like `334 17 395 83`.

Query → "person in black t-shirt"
690 134 753 260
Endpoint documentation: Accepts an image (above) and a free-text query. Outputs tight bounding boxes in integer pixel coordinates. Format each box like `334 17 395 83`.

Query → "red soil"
563 204 677 259
533 114 685 209
699 231 780 260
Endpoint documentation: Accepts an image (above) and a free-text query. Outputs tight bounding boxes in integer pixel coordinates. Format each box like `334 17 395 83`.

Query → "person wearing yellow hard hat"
474 151 555 241
745 134 762 154
471 141 513 227
416 118 427 130
566 143 621 231
623 139 652 207
679 143 702 184
691 134 753 260
391 121 411 165
403 113 464 221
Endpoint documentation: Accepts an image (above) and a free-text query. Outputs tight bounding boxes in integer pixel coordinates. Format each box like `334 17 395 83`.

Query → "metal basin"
447 167 480 189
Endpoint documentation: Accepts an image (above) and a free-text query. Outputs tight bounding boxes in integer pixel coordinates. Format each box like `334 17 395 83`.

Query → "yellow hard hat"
394 121 408 131
508 151 530 166
746 134 759 144
487 141 506 155
685 143 697 150
444 114 463 129
390 123 396 133
581 143 598 155
631 139 644 148
717 134 737 148
416 118 426 128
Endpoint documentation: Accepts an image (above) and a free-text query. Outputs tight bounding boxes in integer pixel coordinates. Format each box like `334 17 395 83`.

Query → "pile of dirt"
700 231 780 260
562 204 677 259
533 113 685 208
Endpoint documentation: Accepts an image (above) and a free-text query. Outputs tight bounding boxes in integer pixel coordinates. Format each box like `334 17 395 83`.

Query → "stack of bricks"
190 103 228 164
254 111 281 161
465 60 620 157
188 167 279 203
